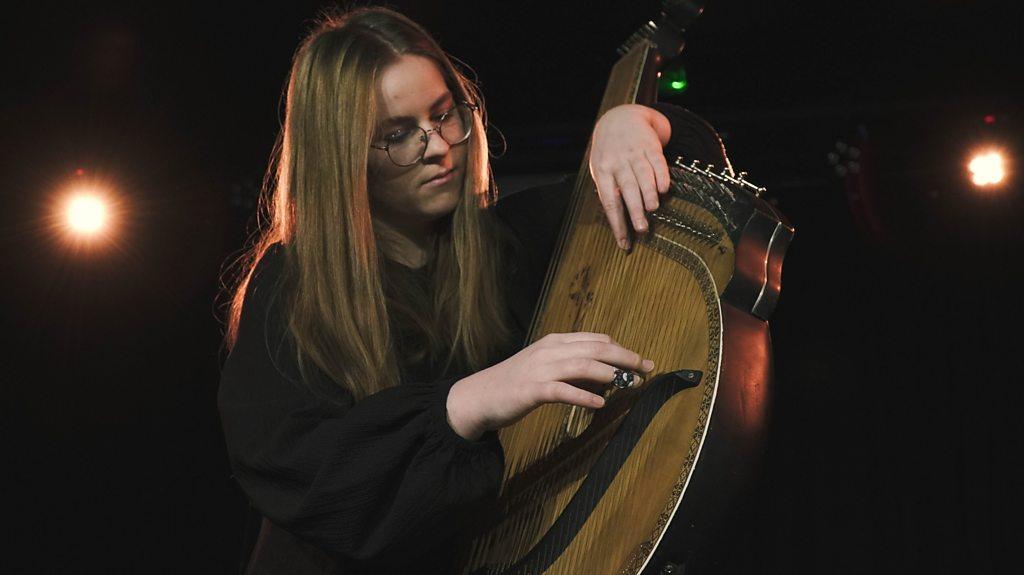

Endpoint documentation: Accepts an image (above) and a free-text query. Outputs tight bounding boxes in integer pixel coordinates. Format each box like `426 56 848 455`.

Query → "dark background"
3 0 1022 572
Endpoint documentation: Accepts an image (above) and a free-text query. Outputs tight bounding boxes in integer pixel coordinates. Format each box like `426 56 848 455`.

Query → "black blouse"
217 103 727 574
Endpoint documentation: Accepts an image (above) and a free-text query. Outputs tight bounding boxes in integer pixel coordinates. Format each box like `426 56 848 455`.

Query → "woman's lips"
423 168 454 187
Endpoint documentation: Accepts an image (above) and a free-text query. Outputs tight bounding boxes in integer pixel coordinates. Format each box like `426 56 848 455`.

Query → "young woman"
218 6 728 574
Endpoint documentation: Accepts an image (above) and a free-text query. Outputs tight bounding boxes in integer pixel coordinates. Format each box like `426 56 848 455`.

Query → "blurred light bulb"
968 151 1005 187
66 193 108 235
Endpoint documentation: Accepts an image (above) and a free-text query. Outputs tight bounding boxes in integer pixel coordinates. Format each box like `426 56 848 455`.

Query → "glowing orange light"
65 193 109 235
49 176 125 252
968 151 1006 187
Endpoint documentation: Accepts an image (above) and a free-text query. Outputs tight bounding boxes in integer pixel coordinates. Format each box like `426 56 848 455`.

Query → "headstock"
617 0 706 63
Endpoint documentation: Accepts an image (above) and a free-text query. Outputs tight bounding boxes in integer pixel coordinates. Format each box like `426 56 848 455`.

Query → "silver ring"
611 368 635 389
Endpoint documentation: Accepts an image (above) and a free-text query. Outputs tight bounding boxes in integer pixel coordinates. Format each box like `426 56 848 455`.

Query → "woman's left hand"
589 104 672 250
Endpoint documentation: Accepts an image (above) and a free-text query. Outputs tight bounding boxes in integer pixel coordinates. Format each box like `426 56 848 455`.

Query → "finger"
645 148 671 194
555 358 646 392
593 165 630 246
613 167 649 234
630 156 660 212
554 358 618 384
561 341 652 374
540 381 606 409
593 168 631 249
559 332 614 344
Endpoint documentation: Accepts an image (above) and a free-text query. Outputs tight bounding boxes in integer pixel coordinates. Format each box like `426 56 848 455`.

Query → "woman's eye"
385 129 411 144
437 107 456 124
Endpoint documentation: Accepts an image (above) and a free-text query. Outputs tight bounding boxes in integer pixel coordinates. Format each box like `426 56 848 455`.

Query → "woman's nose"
421 129 451 162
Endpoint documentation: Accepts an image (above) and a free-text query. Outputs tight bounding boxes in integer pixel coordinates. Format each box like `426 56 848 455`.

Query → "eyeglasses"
371 101 478 167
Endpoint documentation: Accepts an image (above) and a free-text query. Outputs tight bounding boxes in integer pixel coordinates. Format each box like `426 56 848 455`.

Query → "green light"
658 65 689 95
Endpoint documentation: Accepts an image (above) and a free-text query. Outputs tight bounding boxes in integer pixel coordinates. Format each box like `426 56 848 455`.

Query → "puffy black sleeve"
217 245 504 568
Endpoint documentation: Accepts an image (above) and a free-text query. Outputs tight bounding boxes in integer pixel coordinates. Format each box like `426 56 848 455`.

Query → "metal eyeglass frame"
370 101 479 167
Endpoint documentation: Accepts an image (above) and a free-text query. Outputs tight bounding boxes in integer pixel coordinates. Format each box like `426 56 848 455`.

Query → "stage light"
968 151 1006 187
65 193 109 235
53 181 123 248
46 173 127 253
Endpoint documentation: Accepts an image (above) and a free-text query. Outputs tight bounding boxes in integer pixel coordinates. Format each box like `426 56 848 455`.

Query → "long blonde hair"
221 7 515 401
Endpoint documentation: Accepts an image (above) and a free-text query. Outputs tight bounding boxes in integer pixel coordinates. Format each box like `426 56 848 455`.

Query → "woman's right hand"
445 332 655 440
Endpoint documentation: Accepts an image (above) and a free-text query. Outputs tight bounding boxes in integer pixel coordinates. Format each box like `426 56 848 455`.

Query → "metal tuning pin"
722 170 767 198
673 156 768 198
702 165 730 185
674 157 703 172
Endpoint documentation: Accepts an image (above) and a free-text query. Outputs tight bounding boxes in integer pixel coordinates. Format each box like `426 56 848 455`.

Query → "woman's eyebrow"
379 92 453 127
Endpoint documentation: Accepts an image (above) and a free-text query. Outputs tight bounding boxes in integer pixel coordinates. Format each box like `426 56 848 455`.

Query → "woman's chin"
426 184 462 216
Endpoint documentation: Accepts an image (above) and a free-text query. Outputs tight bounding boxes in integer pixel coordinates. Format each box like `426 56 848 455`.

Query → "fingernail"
642 359 655 371
618 238 630 250
593 396 606 408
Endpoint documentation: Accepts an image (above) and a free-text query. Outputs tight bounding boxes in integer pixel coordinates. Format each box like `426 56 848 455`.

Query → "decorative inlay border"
618 234 722 575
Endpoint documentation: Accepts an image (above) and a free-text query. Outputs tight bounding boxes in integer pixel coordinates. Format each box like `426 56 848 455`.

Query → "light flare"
968 151 1006 187
51 180 123 249
66 193 109 234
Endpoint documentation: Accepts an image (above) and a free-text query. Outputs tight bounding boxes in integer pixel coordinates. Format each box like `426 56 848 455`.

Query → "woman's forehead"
376 54 451 122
